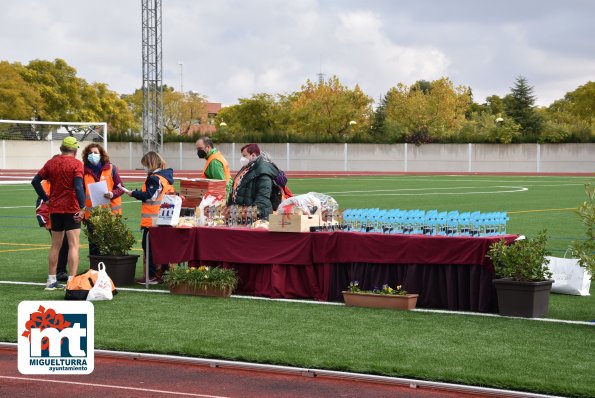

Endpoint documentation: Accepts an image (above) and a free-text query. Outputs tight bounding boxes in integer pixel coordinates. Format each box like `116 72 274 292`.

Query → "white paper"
88 180 110 207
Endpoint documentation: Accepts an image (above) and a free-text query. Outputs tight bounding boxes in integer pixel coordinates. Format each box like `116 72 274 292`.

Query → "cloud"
1 0 594 107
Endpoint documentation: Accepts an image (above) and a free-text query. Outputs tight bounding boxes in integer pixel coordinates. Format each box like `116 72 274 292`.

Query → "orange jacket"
84 164 122 218
201 150 231 182
140 174 176 227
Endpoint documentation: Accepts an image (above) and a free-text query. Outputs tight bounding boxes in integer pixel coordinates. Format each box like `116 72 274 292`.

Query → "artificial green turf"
1 175 595 396
1 284 594 397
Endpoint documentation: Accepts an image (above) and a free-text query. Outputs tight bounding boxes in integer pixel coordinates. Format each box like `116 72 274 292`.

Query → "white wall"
2 141 594 173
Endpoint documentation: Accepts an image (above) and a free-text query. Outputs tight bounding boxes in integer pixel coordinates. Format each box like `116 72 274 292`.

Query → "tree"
383 77 471 143
0 61 43 120
504 76 543 136
286 76 373 141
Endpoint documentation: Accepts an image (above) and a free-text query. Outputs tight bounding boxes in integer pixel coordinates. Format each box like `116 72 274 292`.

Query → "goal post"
0 119 108 150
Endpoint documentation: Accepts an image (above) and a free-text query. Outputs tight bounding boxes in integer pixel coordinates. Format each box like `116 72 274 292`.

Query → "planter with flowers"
164 265 238 297
342 282 419 310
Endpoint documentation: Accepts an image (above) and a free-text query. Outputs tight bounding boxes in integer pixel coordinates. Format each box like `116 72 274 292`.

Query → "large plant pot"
493 279 554 318
89 255 139 287
169 283 232 297
342 291 419 310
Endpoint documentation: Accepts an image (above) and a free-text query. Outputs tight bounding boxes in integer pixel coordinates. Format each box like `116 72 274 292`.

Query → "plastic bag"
546 256 591 296
197 193 225 226
86 262 115 301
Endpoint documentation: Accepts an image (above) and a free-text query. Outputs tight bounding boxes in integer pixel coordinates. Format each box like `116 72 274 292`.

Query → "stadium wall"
1 141 594 173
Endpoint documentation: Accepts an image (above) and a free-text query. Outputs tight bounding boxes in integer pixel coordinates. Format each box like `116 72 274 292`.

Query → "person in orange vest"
81 143 125 255
195 136 230 182
125 151 176 284
35 179 69 282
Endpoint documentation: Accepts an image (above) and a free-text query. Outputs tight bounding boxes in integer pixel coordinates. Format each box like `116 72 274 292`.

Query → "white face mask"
88 153 101 166
143 166 149 173
240 156 249 167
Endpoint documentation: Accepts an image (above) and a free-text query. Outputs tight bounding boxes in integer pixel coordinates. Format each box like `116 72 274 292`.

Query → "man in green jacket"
195 137 230 182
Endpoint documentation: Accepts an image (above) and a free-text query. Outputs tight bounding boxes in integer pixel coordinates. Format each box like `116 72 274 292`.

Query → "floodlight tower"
141 0 163 153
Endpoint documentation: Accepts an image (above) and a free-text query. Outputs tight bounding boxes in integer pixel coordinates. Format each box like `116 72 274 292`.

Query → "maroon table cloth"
148 227 517 312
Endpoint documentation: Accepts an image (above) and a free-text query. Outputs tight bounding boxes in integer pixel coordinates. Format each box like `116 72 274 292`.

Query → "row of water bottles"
340 208 509 236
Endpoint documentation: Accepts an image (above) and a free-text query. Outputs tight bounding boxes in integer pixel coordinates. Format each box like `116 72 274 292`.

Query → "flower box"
342 291 419 310
169 283 231 298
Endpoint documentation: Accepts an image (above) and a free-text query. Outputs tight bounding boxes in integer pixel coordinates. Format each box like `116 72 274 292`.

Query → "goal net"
0 119 107 149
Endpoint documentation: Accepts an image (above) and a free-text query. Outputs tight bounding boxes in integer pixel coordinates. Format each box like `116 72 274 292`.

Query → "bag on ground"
546 256 591 296
87 262 116 301
65 264 117 301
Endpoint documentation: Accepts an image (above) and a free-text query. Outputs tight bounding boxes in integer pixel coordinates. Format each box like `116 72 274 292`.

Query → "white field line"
328 186 529 196
1 281 592 326
0 200 140 210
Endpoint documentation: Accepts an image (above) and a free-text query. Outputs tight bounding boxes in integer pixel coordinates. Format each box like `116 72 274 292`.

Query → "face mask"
88 153 101 165
143 166 149 173
240 156 249 167
196 149 207 159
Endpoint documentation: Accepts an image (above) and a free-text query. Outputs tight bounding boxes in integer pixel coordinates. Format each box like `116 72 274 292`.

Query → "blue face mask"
88 153 101 166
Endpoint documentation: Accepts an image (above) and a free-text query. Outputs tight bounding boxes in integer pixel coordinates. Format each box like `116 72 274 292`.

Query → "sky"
2 0 594 107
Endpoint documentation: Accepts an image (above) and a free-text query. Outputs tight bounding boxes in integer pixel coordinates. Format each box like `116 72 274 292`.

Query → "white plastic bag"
87 262 115 301
197 194 225 226
546 256 591 296
157 194 182 226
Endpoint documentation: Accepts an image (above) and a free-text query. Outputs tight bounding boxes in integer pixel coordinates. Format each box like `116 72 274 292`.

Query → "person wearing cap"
31 136 86 290
195 136 230 182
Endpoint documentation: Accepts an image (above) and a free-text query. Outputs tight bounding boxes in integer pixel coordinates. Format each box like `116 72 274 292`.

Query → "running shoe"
44 281 65 291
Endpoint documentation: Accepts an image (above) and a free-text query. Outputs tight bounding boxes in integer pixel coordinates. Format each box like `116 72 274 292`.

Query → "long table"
149 227 517 313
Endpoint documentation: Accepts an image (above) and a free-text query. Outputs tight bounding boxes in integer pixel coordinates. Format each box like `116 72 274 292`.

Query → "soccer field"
1 174 594 397
0 174 593 284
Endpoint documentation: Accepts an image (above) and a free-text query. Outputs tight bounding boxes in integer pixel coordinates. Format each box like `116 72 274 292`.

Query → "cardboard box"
269 213 321 233
179 178 227 207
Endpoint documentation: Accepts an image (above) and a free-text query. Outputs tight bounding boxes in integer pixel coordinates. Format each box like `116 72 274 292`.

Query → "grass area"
1 175 594 396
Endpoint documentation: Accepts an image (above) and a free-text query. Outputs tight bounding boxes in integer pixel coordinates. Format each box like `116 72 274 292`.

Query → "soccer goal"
0 119 108 169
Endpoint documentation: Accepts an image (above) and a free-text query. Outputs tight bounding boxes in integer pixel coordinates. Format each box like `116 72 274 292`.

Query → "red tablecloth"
148 227 517 311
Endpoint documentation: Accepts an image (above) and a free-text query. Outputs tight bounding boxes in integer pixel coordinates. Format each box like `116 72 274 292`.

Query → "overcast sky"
2 0 594 107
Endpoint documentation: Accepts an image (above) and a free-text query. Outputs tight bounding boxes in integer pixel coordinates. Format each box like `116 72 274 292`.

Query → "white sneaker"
44 281 65 291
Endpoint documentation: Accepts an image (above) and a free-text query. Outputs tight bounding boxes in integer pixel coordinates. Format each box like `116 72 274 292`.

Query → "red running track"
0 345 513 398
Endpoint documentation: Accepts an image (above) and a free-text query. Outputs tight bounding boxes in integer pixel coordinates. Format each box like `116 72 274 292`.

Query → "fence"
1 141 594 173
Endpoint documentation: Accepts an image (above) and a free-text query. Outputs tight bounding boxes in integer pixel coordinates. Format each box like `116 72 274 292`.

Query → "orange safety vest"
83 164 122 218
140 174 176 227
201 150 231 182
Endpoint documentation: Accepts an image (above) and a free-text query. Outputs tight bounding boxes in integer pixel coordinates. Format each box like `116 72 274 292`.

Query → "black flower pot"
493 278 554 318
89 255 140 287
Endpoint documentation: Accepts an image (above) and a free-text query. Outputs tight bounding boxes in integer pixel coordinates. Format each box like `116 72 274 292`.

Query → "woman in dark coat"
227 143 279 219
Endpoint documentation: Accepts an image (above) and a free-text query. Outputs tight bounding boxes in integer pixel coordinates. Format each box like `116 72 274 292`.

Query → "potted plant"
164 265 238 297
568 183 595 279
84 206 139 286
487 230 553 318
342 281 419 310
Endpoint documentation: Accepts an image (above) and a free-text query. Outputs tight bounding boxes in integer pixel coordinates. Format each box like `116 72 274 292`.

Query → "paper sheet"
88 180 110 207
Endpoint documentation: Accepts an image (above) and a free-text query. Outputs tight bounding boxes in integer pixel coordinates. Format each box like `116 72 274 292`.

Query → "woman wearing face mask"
125 151 176 284
227 143 279 220
81 143 125 255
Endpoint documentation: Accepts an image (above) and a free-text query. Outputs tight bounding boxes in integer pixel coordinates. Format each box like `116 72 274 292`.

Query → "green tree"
504 76 543 137
286 76 373 142
0 61 43 120
384 77 471 143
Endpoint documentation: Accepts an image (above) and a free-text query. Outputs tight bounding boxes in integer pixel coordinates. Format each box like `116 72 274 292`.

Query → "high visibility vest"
201 150 231 182
83 164 122 218
140 174 176 227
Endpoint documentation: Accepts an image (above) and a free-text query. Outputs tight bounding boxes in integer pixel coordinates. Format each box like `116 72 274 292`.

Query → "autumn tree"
285 76 373 141
0 61 43 120
383 78 471 143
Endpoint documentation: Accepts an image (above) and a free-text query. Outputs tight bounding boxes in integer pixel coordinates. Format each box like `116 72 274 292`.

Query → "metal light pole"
178 62 184 93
